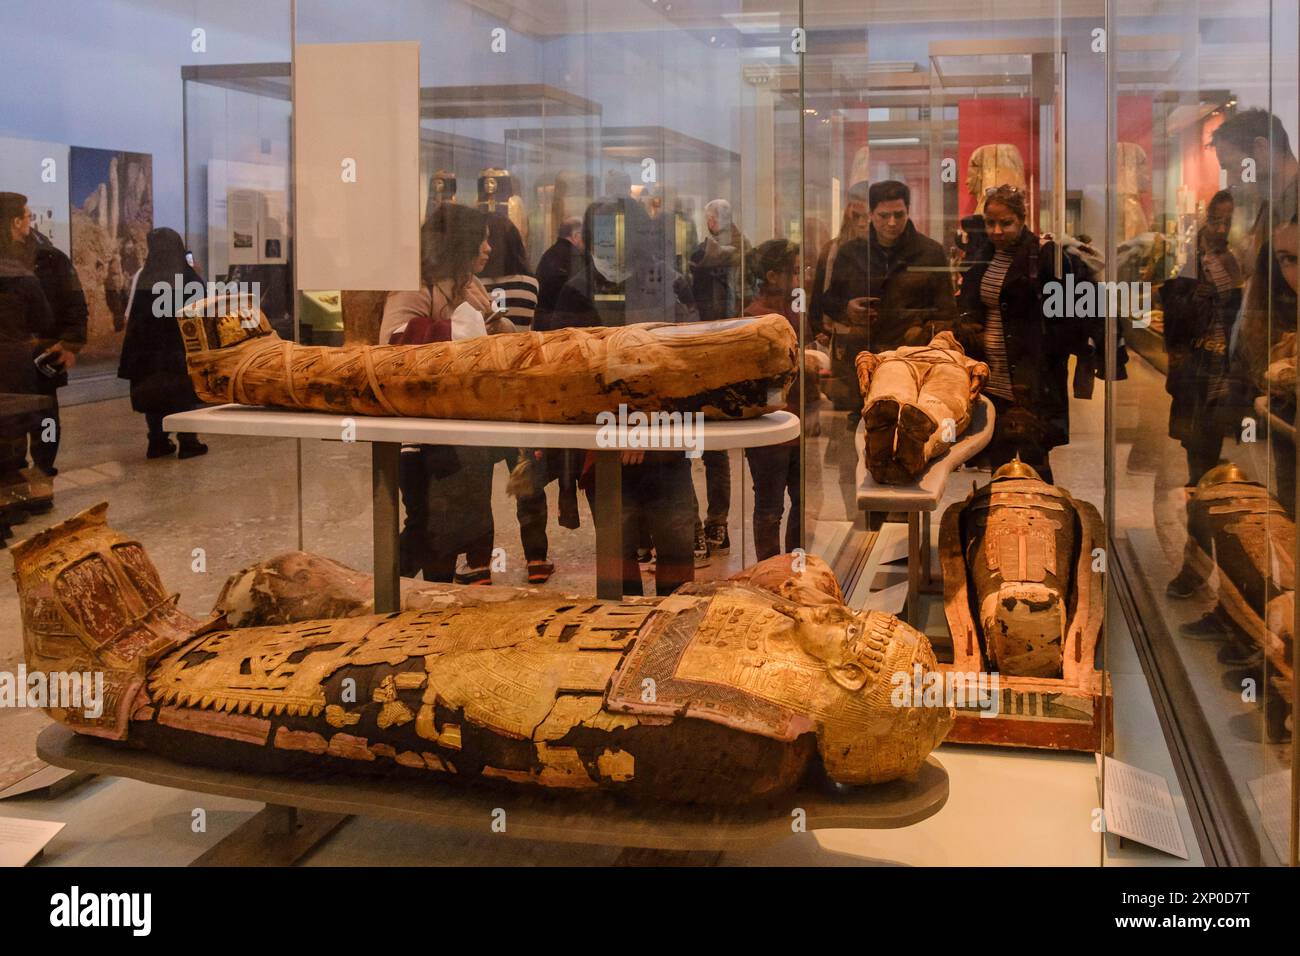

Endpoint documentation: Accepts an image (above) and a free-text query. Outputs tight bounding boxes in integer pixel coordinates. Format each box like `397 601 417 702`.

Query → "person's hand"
51 345 76 370
621 450 645 466
846 296 878 326
815 331 830 346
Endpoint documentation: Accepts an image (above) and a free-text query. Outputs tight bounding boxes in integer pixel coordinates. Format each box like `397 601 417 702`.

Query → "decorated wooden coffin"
855 332 989 485
938 459 1110 751
1187 463 1294 740
178 302 797 423
11 505 953 805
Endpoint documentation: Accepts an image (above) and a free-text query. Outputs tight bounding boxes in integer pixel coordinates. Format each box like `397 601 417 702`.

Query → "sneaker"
454 566 492 586
526 560 555 584
636 548 655 565
147 436 177 459
1217 641 1262 667
1180 612 1226 639
705 525 730 556
1165 566 1202 599
694 528 711 568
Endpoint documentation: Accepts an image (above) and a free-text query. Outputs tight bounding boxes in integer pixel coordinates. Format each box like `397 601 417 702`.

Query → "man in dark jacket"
0 193 55 540
690 199 749 325
820 180 956 367
28 228 87 486
0 192 84 514
533 217 584 331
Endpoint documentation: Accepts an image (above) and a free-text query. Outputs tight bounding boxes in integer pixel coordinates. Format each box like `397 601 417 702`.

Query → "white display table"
164 405 799 608
854 396 995 625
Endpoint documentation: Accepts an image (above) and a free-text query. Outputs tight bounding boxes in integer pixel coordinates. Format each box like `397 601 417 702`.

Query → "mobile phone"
34 348 62 377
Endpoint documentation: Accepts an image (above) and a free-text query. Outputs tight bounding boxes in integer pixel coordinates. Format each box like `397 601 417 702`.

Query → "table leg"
921 511 932 586
907 513 923 627
594 450 623 600
190 804 349 867
372 442 401 614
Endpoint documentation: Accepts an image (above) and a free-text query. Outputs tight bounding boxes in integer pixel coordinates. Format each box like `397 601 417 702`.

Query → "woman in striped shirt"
955 184 1091 484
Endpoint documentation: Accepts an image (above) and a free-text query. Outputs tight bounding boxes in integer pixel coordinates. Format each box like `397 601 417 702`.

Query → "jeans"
745 443 801 560
505 448 550 562
586 453 695 596
692 449 731 533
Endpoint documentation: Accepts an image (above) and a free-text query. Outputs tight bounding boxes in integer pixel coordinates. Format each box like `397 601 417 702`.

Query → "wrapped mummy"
1188 464 1294 728
12 505 952 804
856 331 989 485
939 460 1103 679
178 302 797 423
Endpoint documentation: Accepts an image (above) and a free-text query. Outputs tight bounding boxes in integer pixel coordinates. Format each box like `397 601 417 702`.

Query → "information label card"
1101 756 1189 860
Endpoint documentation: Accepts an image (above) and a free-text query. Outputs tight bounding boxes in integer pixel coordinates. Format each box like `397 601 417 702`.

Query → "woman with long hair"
117 227 207 459
955 185 1092 484
381 204 517 585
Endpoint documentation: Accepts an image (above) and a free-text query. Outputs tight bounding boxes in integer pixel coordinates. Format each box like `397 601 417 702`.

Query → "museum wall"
0 0 290 231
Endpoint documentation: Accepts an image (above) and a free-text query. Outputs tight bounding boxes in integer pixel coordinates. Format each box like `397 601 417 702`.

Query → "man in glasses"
820 180 957 408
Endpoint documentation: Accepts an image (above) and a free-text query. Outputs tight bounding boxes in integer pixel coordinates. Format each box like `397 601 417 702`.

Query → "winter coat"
955 230 1089 452
534 238 583 330
819 221 957 351
1162 251 1244 444
0 254 54 396
30 236 87 391
690 226 749 324
817 221 956 410
549 254 696 329
117 263 202 416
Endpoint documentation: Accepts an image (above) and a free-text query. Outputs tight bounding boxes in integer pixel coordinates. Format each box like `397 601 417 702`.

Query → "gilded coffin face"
772 602 953 784
609 596 953 785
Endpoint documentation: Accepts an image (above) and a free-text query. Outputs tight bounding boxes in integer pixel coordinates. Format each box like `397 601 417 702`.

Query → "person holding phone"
954 185 1093 484
0 192 87 515
0 192 56 543
819 180 956 411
